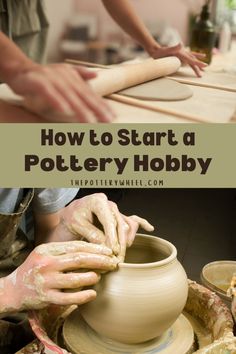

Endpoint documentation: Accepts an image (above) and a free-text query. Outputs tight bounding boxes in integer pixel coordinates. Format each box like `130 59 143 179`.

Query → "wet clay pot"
80 234 188 344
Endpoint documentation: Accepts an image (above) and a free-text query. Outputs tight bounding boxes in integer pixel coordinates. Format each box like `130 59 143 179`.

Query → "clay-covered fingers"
109 202 154 262
35 241 112 257
123 215 154 248
108 202 129 261
78 194 120 254
47 288 97 306
69 219 107 245
55 252 118 272
44 271 101 290
93 204 120 255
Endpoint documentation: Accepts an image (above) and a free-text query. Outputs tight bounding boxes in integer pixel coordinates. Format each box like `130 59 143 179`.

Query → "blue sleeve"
32 188 79 214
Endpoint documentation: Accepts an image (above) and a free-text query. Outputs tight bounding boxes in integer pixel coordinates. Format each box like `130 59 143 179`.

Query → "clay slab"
118 78 193 101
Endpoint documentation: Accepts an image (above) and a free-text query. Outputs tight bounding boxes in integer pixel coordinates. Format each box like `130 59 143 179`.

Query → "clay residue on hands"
60 193 154 262
0 241 118 314
35 240 112 257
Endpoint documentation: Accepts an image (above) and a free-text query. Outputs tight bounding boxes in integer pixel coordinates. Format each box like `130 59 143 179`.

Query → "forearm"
0 32 35 83
101 0 160 55
34 209 76 244
34 210 62 244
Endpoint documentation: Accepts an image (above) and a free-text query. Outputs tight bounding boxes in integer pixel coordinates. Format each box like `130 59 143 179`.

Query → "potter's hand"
1 241 117 313
55 193 154 261
6 63 115 122
149 43 207 77
109 202 154 261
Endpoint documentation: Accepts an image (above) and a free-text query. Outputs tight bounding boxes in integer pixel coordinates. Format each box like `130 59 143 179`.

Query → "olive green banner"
0 124 235 188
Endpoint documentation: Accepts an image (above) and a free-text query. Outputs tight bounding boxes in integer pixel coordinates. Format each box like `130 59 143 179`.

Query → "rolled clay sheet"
89 57 181 97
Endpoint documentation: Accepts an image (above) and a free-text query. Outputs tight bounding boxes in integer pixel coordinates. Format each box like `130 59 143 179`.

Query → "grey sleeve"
32 188 79 214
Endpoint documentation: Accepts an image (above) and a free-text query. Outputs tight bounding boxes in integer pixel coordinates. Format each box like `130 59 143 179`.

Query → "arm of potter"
101 0 159 53
34 209 86 244
0 32 113 122
34 210 63 245
0 241 118 314
101 0 207 76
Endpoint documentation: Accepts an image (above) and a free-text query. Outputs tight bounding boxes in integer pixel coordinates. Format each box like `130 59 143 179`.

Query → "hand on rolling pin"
7 63 115 122
101 1 206 78
0 241 118 313
51 193 154 262
149 43 207 77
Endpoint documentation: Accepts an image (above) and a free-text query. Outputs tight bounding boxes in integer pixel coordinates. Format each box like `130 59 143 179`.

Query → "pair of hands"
6 43 206 123
3 194 154 313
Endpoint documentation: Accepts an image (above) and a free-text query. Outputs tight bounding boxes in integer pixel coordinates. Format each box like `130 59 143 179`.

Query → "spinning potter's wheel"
63 310 195 354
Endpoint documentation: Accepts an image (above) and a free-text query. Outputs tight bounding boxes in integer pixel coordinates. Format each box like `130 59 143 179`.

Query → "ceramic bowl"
201 260 236 308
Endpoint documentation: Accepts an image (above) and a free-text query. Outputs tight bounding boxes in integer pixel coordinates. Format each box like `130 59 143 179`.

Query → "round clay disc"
118 78 193 101
63 311 195 354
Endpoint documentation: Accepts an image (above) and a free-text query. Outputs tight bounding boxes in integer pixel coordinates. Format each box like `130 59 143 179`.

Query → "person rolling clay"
0 0 206 122
0 189 153 353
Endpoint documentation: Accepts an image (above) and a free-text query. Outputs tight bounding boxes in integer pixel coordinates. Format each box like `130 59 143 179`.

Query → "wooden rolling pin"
88 57 181 96
17 58 180 119
67 58 236 94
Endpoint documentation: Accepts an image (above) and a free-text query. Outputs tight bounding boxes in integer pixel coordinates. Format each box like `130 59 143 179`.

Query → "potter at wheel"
63 312 194 354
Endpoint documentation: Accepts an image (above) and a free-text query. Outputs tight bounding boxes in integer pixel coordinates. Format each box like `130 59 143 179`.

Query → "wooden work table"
0 43 236 124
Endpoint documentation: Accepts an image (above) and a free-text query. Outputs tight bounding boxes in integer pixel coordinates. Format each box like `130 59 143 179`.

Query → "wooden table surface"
0 44 236 124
